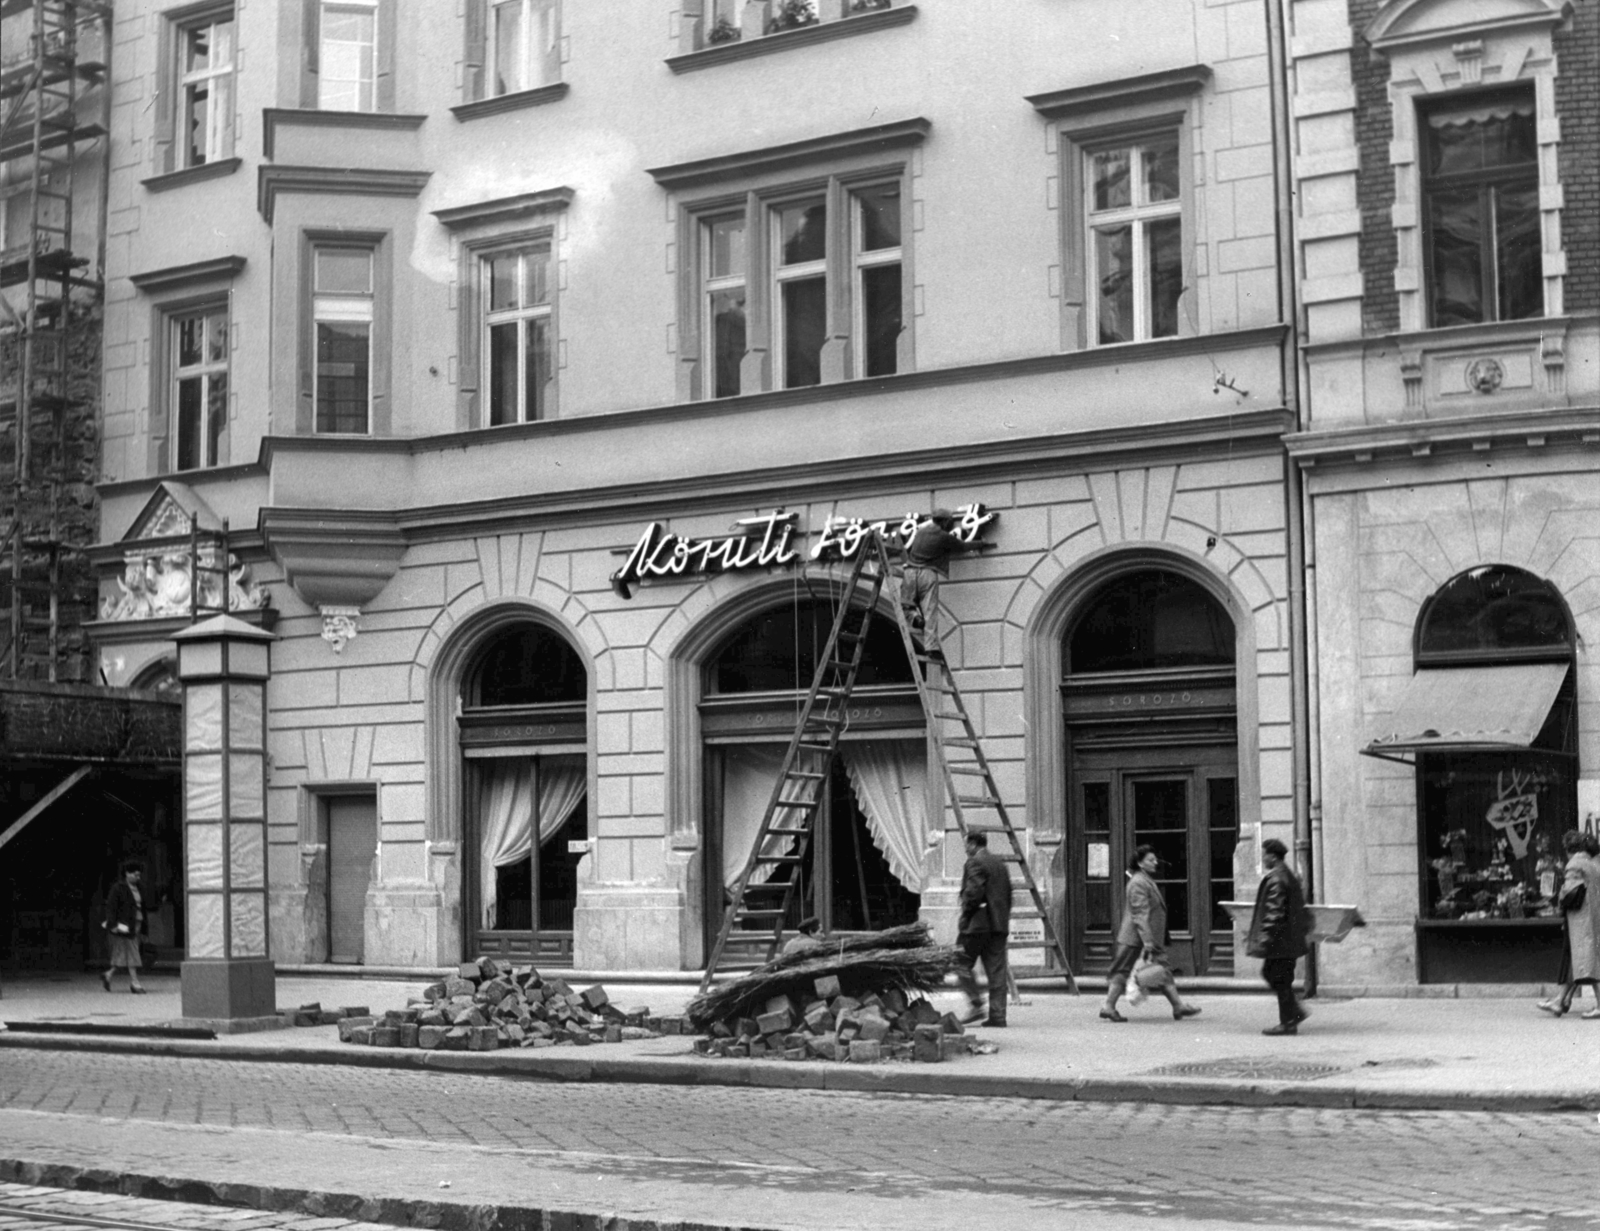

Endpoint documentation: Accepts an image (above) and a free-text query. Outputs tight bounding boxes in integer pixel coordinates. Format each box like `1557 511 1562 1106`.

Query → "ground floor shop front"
92 412 1304 976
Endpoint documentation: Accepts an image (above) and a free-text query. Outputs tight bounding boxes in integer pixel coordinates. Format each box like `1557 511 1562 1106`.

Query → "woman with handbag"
1538 830 1600 1017
102 860 148 994
1099 845 1201 1023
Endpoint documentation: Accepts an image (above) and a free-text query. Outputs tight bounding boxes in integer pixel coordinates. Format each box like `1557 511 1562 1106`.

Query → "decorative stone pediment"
124 481 222 542
1366 0 1571 51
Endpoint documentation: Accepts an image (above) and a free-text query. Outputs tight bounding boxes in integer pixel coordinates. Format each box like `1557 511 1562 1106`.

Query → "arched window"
466 624 587 707
709 598 912 694
1068 570 1233 674
1416 564 1572 663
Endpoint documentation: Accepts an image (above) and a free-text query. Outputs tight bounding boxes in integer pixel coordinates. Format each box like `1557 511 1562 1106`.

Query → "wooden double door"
1071 744 1239 976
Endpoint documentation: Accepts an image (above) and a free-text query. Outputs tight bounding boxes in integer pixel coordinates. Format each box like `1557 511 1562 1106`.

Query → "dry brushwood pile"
337 955 687 1051
685 922 994 1064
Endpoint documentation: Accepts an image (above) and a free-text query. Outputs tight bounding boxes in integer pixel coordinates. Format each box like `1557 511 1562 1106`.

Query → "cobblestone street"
1 1050 1595 1229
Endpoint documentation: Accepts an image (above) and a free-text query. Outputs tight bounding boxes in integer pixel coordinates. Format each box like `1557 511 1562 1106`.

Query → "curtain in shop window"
720 745 793 889
479 756 587 928
842 739 929 895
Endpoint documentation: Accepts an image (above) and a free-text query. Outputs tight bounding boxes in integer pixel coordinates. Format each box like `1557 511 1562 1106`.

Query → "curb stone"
0 1158 772 1231
2 1030 1597 1114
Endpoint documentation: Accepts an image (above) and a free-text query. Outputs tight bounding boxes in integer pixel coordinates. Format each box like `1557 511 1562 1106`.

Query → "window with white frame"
313 247 374 433
1421 90 1541 328
1085 133 1183 345
171 305 229 470
484 245 553 424
319 0 378 112
488 0 558 97
177 11 235 168
696 178 905 398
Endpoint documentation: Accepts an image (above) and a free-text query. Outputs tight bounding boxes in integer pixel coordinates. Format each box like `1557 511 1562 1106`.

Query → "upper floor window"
178 12 235 168
489 0 559 96
1421 92 1541 328
313 246 374 433
172 306 229 470
695 177 906 398
484 245 553 424
1087 134 1182 345
320 0 378 111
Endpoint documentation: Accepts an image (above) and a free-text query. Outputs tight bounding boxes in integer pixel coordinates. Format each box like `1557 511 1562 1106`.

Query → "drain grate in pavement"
1144 1057 1348 1081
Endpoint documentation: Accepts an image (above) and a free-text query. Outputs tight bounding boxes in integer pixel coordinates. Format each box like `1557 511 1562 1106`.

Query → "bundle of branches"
687 932 959 1030
767 921 933 972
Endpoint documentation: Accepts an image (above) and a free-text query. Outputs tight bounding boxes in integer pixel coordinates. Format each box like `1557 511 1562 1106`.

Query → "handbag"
1132 955 1173 992
1560 880 1587 912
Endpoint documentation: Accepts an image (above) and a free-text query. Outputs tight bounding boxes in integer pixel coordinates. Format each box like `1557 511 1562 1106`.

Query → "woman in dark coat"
102 860 148 994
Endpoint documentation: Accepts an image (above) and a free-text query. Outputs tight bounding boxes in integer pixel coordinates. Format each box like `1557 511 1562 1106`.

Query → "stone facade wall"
1314 464 1600 987
1552 0 1599 314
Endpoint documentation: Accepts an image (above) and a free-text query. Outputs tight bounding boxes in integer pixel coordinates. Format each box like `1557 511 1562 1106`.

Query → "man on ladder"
899 509 991 654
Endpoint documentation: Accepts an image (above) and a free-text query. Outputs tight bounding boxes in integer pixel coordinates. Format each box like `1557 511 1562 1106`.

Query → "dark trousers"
1262 957 1300 1023
955 930 1009 1022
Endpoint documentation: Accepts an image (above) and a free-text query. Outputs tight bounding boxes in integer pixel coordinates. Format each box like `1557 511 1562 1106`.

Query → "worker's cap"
1261 838 1288 858
929 507 956 525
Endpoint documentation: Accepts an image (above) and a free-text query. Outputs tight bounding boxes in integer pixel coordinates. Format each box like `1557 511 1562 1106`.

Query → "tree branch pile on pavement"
338 956 685 1051
684 925 989 1063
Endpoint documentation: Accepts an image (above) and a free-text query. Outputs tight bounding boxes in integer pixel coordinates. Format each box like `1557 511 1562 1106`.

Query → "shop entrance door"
1071 747 1238 976
326 795 376 965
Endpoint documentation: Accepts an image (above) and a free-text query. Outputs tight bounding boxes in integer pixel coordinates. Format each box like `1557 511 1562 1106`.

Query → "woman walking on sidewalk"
102 860 148 994
1539 830 1600 1017
1100 846 1201 1023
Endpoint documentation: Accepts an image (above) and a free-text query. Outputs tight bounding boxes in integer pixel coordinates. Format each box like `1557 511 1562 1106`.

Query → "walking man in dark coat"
955 831 1011 1026
1248 838 1309 1035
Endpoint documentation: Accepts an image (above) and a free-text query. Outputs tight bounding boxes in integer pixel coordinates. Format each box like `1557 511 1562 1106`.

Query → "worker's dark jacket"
104 880 145 936
958 847 1012 937
905 523 968 575
1246 862 1308 960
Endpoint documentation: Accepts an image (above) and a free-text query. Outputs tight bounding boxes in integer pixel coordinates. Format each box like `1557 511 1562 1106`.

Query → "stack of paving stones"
692 974 984 1064
286 1002 367 1027
336 956 687 1052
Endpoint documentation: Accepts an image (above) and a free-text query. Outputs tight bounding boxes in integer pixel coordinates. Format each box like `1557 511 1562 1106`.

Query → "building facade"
1287 0 1599 985
92 0 1302 973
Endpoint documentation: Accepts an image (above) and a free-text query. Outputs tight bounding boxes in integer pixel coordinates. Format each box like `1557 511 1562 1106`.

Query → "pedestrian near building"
954 831 1011 1026
102 860 147 994
1099 845 1202 1022
898 510 991 652
1248 838 1308 1035
1538 830 1600 1017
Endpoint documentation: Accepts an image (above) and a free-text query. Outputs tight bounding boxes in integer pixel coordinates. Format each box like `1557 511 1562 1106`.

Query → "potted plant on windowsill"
707 15 741 42
768 0 819 32
850 0 891 10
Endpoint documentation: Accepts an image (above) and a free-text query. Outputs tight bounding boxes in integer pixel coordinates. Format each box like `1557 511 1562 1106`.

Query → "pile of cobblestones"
693 974 987 1064
337 957 687 1052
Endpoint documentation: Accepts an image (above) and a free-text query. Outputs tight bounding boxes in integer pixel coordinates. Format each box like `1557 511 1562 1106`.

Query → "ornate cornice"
1286 406 1600 469
1026 65 1213 122
432 187 575 230
257 165 432 223
646 117 932 190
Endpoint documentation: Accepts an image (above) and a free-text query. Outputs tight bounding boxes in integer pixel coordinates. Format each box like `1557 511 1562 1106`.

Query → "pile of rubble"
691 974 989 1064
336 957 686 1052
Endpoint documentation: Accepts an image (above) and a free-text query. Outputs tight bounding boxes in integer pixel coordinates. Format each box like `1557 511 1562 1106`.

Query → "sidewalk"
5 969 1599 1112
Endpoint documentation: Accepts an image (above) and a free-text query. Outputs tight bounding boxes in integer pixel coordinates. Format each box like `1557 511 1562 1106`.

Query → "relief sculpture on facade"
100 548 270 621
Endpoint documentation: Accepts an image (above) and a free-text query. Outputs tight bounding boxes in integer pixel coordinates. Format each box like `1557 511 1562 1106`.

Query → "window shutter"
298 243 316 433
458 254 481 426
463 0 487 102
377 0 397 112
153 26 176 173
300 0 321 109
540 3 562 88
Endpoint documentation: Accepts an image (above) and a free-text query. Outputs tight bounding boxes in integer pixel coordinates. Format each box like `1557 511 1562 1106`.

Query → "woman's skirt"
109 934 142 969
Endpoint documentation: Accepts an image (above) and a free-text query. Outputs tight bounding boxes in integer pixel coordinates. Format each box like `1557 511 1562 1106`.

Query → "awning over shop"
1362 663 1569 762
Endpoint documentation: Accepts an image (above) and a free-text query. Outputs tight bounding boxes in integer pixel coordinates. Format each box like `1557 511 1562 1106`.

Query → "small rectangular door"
327 795 376 964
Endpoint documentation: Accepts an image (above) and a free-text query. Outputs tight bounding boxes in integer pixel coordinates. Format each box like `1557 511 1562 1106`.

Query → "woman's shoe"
100 971 111 992
1173 1006 1202 1020
1098 1007 1126 1023
130 985 147 995
1582 1008 1600 1020
1537 999 1566 1016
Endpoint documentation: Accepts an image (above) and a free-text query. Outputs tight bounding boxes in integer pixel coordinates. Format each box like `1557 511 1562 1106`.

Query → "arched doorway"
700 597 925 963
459 621 588 966
1064 569 1239 976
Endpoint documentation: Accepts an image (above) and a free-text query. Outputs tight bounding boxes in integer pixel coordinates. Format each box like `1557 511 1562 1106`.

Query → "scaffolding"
0 0 107 681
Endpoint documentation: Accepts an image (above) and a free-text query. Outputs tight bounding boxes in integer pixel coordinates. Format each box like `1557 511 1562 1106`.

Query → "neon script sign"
610 504 996 598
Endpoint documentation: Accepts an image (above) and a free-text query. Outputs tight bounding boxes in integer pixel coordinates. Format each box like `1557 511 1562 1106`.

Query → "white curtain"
842 739 929 894
720 745 796 889
479 756 587 928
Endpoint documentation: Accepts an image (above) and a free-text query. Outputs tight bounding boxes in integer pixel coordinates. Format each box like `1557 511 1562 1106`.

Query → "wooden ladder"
698 531 1077 995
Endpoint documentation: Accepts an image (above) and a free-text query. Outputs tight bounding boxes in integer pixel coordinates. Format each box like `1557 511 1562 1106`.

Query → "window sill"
141 158 243 194
667 5 917 74
451 82 570 122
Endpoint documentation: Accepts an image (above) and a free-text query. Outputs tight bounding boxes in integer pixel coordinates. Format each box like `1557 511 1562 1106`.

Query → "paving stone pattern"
1 1051 1597 1229
0 1183 400 1231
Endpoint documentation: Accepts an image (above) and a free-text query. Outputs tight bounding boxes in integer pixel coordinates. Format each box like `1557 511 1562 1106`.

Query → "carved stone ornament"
100 546 270 621
320 605 361 653
1465 356 1505 394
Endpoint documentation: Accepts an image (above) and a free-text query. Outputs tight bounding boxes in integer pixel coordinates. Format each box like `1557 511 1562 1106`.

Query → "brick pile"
692 973 988 1064
336 957 685 1052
